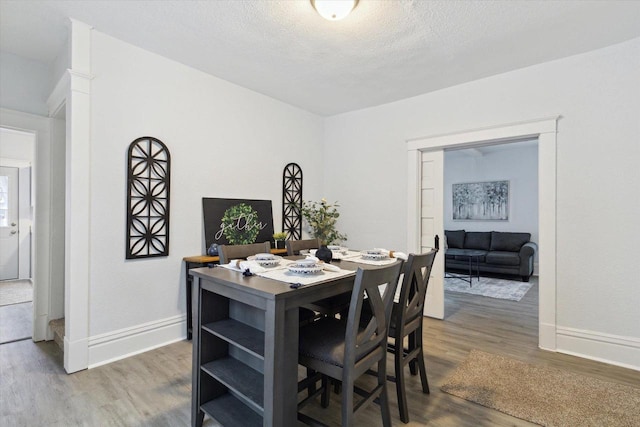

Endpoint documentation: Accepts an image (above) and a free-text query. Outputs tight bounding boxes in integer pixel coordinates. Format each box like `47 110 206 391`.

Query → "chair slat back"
344 262 403 367
286 238 321 256
218 241 272 264
395 249 437 336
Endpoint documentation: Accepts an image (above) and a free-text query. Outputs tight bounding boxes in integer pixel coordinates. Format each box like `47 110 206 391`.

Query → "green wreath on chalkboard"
221 203 261 244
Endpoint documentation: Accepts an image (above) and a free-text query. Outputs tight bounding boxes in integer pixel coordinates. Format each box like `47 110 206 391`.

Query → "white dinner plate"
287 264 323 275
248 255 282 267
360 250 388 260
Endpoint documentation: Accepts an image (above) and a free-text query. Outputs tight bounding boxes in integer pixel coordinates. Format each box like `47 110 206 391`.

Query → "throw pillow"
490 232 531 252
464 232 491 250
445 230 465 249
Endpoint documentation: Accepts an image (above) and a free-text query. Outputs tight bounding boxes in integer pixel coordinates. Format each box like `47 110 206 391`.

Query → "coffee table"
445 249 486 286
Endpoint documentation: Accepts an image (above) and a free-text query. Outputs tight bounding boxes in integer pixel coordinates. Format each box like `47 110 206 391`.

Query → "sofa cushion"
446 248 487 263
454 253 486 262
464 232 491 251
490 232 531 252
485 251 520 266
445 230 465 249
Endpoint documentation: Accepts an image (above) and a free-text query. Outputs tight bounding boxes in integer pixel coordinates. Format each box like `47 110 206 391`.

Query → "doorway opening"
407 116 558 351
0 127 35 344
442 138 540 341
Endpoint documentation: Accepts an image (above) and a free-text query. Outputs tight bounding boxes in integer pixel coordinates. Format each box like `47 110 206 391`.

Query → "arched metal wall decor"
282 162 303 240
126 136 171 259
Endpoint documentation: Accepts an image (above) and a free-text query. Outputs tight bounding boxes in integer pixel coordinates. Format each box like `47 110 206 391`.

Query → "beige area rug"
0 280 33 306
441 350 640 426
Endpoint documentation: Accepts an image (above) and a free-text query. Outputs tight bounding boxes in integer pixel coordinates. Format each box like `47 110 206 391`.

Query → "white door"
420 150 444 319
0 166 19 280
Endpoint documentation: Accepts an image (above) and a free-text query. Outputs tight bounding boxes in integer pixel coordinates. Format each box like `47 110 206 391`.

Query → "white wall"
0 52 51 117
85 30 324 364
324 38 640 368
443 143 539 263
0 126 35 160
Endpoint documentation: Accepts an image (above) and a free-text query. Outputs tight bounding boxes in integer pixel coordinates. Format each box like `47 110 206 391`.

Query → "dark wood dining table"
190 257 401 427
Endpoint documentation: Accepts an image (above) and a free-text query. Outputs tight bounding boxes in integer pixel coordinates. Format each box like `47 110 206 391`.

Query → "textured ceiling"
1 0 639 116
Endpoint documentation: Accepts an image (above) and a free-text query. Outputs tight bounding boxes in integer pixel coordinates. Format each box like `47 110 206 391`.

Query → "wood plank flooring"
1 278 638 426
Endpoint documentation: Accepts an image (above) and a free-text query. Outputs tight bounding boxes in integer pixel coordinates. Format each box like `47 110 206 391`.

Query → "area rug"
441 350 640 427
444 276 532 301
0 301 32 344
0 280 33 306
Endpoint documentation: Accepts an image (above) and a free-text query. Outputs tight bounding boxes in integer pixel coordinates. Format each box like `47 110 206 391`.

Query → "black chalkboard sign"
203 198 274 249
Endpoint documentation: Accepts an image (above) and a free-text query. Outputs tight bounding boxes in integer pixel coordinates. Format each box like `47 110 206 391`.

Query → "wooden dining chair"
387 249 438 423
286 238 321 256
297 262 403 427
217 241 271 264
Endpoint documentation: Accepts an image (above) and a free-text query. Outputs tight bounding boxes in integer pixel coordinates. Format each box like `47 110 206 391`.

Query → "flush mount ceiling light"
311 0 359 21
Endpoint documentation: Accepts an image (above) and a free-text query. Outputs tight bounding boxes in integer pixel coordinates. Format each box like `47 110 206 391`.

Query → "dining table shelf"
202 319 265 359
201 357 264 412
200 395 262 427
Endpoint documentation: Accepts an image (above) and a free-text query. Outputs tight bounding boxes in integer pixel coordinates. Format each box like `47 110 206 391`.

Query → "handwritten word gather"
215 213 268 240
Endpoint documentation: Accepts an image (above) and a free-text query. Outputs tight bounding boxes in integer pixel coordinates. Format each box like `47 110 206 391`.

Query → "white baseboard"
556 326 640 371
87 314 187 369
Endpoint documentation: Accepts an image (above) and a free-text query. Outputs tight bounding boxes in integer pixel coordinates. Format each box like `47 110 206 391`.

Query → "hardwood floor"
1 278 638 426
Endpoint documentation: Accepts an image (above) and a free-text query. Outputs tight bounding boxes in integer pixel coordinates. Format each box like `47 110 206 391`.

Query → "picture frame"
202 198 274 248
452 180 509 221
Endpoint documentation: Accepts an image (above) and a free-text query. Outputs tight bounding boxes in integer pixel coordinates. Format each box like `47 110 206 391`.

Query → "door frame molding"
406 116 559 351
45 18 94 373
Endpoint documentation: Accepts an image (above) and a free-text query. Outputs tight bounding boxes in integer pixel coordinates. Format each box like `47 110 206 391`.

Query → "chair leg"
416 353 430 394
415 331 430 394
342 376 355 427
408 332 418 375
307 367 317 397
321 375 330 408
378 358 392 427
395 342 410 423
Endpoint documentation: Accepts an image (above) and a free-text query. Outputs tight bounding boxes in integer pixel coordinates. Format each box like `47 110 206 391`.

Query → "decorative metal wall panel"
126 136 171 259
282 163 303 240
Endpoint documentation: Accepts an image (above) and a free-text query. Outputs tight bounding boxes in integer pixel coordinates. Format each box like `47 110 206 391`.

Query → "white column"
64 19 93 373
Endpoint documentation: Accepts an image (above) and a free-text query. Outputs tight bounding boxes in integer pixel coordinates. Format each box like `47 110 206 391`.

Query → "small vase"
315 245 333 263
275 240 285 250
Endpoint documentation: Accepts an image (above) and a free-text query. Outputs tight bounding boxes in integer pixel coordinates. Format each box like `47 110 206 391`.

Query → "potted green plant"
301 199 347 262
272 231 287 249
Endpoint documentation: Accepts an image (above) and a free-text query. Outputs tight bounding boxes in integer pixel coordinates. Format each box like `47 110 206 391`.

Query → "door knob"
11 222 16 226
10 230 17 235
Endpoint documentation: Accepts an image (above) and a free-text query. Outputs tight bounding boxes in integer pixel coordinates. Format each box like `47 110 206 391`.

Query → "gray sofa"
445 230 537 282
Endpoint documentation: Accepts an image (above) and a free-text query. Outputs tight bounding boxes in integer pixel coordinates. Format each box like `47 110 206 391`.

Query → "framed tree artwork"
452 180 509 221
